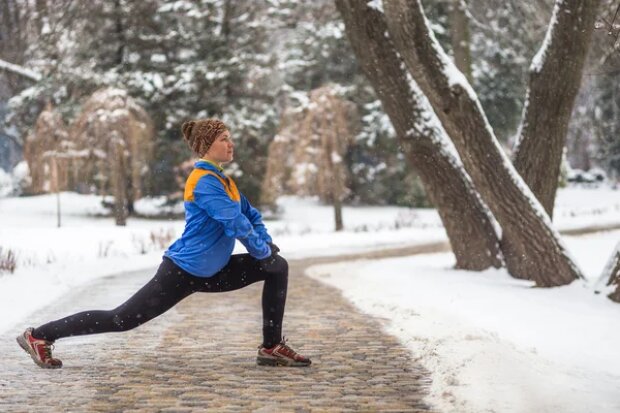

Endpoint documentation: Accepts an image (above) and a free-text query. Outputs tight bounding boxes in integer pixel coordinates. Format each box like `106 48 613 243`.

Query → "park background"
1 1 620 412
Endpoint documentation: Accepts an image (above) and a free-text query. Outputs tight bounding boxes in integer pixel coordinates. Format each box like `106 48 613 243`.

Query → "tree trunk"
448 0 472 83
599 242 620 302
336 0 502 270
113 0 126 67
383 0 582 286
513 0 600 218
111 139 128 226
323 129 345 232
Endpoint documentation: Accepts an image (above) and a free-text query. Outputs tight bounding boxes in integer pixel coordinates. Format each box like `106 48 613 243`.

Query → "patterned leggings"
32 254 288 348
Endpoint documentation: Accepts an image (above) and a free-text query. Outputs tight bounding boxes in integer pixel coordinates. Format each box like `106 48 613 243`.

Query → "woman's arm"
240 194 273 244
193 175 271 259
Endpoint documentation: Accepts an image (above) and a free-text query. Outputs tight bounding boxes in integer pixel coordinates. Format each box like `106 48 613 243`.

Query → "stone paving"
1 255 435 412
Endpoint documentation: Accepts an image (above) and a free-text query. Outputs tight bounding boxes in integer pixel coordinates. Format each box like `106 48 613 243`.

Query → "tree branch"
0 59 41 82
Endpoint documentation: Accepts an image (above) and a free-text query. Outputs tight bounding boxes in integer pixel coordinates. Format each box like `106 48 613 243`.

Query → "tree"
336 0 502 270
448 0 472 83
302 87 357 231
70 88 155 224
22 103 70 194
598 242 620 302
260 86 357 232
512 0 600 218
380 0 583 285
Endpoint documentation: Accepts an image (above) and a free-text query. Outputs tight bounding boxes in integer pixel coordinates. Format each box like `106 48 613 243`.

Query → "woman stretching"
17 118 311 369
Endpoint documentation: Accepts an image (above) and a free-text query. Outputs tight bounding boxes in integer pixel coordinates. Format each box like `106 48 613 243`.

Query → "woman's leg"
32 258 196 342
195 254 288 348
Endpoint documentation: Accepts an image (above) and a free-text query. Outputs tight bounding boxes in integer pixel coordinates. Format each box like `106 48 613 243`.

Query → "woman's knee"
276 255 288 271
270 255 288 276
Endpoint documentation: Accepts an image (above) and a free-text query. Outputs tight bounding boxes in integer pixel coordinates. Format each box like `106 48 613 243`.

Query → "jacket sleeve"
193 175 271 259
240 194 273 244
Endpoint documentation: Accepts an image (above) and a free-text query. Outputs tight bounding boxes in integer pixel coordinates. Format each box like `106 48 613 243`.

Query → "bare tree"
23 103 70 194
336 0 502 270
381 0 582 285
513 0 600 218
306 87 354 231
71 88 154 224
260 111 298 211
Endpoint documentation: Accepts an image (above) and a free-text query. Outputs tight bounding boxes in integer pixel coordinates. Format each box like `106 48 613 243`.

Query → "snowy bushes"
0 162 31 197
0 169 13 197
0 247 17 274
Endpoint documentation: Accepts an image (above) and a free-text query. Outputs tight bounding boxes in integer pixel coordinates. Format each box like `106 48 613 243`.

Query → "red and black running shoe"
16 328 63 369
257 337 311 367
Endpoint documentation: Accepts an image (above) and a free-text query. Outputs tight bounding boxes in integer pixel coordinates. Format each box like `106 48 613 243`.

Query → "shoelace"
43 343 55 360
277 337 302 359
260 337 304 359
36 340 55 360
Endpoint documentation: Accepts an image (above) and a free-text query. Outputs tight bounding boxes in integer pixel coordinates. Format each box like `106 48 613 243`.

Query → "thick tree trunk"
448 0 472 83
383 0 582 285
513 0 599 218
336 0 502 270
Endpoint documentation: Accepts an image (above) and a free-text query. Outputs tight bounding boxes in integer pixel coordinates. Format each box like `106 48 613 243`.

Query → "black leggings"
32 254 288 348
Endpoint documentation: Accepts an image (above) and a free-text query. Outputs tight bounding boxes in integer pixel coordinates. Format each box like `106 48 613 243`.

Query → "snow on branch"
0 59 42 82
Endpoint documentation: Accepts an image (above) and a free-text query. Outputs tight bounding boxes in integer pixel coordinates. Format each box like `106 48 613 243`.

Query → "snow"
0 169 13 197
307 229 620 413
530 1 561 73
367 0 384 13
1 186 619 411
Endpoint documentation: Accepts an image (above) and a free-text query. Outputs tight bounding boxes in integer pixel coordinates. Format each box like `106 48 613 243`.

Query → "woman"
17 118 311 368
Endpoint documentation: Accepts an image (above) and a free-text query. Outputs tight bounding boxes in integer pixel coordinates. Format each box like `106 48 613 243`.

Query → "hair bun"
181 120 196 142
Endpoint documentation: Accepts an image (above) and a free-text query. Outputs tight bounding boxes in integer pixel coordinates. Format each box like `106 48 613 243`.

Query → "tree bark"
111 138 128 226
321 110 345 232
513 0 600 218
383 0 582 285
448 0 472 83
336 0 502 270
599 242 620 302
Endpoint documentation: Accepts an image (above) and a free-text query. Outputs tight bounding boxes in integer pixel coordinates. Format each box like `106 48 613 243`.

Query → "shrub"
0 247 17 274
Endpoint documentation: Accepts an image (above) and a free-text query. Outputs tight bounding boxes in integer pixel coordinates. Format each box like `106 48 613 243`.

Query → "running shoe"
257 337 311 367
16 327 63 369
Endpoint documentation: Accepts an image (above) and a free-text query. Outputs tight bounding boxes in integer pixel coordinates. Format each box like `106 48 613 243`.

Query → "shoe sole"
16 334 62 369
256 356 311 367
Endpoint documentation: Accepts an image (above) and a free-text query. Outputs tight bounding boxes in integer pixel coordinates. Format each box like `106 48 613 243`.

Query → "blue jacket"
164 160 272 277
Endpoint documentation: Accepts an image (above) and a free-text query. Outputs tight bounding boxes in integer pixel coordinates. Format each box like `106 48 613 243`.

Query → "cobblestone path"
1 257 434 412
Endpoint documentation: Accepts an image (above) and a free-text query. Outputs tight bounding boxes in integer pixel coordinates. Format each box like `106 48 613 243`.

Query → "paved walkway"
1 255 435 412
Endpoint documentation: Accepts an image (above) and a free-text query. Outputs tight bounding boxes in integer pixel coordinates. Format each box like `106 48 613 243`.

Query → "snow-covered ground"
1 185 619 412
307 230 620 413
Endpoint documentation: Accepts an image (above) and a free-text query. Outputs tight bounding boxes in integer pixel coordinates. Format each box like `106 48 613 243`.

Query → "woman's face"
204 130 234 164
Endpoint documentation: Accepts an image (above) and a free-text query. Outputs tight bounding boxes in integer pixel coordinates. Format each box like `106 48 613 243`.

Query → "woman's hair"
181 118 228 156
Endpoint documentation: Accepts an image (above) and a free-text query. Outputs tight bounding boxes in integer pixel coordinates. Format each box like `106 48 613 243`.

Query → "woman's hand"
268 242 280 255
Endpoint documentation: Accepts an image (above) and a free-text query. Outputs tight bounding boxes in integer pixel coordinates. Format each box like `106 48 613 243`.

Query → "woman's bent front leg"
197 254 289 348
